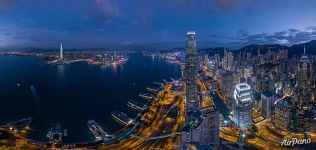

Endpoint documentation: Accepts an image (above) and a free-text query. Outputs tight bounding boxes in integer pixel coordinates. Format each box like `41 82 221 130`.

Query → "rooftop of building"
182 109 205 132
261 91 275 97
187 31 196 35
235 83 251 91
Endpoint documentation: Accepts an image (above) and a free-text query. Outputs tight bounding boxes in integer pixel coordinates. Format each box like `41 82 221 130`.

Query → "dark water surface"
0 53 180 142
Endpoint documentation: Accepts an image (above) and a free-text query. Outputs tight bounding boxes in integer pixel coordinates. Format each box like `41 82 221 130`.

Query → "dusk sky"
0 0 316 50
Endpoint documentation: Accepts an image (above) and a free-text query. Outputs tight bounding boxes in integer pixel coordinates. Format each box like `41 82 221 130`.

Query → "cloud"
95 0 119 20
168 0 251 16
235 27 316 46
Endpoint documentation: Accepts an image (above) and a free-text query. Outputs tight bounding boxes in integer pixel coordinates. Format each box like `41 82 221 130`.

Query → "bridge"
130 132 181 141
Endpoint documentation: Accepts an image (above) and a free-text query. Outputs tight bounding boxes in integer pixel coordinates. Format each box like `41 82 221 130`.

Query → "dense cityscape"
1 0 316 150
0 30 315 149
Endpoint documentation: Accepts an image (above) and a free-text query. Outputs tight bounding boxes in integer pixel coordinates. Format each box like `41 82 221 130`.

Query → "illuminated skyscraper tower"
233 82 253 130
184 31 199 111
297 45 312 89
60 43 64 60
181 31 220 148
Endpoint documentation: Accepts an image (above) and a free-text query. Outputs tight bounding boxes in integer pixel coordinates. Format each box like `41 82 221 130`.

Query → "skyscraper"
222 49 234 71
60 43 64 60
297 45 312 89
184 31 199 111
261 91 275 119
233 82 253 130
181 31 220 148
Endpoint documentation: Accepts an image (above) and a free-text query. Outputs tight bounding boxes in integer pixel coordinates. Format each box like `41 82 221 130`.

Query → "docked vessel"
138 92 156 100
87 120 107 141
46 123 64 143
127 100 148 111
8 117 32 131
111 111 134 125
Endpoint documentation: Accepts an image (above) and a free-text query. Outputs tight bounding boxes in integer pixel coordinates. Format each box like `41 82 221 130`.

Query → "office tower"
222 49 234 71
261 91 275 119
297 45 312 89
233 82 253 130
273 97 293 131
184 31 199 111
60 43 64 60
181 31 219 148
243 66 253 83
181 108 220 146
220 72 234 99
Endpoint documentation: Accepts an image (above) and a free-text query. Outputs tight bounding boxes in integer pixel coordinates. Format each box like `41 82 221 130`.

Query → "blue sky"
0 0 316 49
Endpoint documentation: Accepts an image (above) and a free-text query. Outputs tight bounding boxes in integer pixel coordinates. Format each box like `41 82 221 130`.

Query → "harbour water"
0 53 181 142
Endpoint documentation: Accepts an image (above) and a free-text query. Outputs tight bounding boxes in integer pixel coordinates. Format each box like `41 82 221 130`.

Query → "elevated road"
130 132 181 140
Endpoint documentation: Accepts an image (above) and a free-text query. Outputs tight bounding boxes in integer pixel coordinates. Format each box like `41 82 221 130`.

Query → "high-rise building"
261 91 275 119
233 82 253 130
220 72 234 99
181 31 219 148
181 108 220 147
297 45 312 89
273 97 293 131
222 49 234 71
184 31 199 111
60 43 64 60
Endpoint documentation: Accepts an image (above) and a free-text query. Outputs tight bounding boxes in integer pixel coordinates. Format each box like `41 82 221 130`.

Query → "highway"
98 82 185 149
0 81 185 150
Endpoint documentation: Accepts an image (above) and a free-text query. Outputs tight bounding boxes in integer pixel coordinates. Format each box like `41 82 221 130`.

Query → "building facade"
184 31 199 111
261 91 275 119
233 83 253 130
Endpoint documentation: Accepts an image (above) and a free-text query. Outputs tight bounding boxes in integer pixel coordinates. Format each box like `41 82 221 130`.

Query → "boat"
47 123 63 143
8 117 32 131
87 120 106 141
138 92 156 100
127 100 148 111
111 111 134 125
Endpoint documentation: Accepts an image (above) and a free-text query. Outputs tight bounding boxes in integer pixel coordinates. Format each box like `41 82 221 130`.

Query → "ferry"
138 92 156 100
127 100 148 111
147 87 159 94
87 120 106 141
46 123 64 143
111 111 134 126
8 117 32 131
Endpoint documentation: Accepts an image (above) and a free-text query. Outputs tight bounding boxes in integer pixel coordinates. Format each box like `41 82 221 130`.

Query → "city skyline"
0 30 315 149
0 0 316 49
1 0 316 149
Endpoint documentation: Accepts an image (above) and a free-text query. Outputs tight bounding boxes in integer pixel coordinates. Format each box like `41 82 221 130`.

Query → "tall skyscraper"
60 43 64 60
181 31 220 148
233 82 253 130
297 45 312 89
261 91 275 119
222 49 234 71
184 31 199 111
